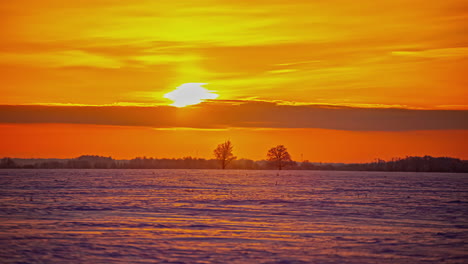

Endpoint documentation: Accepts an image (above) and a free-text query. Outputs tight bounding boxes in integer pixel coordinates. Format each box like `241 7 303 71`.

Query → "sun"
164 83 219 107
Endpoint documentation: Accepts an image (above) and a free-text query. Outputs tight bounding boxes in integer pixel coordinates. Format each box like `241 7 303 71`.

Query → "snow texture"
0 169 466 263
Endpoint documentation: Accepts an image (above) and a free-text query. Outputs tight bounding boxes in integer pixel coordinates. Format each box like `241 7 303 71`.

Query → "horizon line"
3 154 467 165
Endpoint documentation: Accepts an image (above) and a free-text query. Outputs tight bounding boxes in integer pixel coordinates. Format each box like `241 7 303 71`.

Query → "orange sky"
1 124 467 163
0 0 467 162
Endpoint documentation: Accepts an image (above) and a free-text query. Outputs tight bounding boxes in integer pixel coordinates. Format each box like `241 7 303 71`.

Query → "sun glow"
164 83 219 107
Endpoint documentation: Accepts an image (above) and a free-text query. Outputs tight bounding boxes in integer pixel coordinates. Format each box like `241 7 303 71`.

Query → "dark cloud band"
0 102 466 131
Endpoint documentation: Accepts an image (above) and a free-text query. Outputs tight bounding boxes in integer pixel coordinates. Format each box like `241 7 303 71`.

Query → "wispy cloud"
0 50 124 68
0 0 467 108
391 47 468 58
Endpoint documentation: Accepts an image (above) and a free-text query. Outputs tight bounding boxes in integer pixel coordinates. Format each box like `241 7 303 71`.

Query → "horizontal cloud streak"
0 102 467 131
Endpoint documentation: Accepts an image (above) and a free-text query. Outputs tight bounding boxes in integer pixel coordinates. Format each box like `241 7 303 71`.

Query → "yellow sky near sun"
1 0 467 108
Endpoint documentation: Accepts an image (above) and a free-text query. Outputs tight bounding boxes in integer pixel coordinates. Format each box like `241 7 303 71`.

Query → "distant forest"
1 155 467 172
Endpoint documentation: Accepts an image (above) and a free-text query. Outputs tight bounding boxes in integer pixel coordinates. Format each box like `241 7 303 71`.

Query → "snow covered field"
0 169 466 263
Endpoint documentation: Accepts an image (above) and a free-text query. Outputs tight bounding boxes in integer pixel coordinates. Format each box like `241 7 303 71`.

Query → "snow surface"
0 169 466 263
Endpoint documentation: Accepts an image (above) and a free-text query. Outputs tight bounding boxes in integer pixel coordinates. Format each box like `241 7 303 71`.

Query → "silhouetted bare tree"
267 145 292 170
214 140 237 169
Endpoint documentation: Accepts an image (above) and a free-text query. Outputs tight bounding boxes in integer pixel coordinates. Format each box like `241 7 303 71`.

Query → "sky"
0 0 467 162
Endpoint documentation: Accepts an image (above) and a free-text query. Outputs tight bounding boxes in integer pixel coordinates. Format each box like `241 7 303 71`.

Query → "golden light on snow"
164 83 219 107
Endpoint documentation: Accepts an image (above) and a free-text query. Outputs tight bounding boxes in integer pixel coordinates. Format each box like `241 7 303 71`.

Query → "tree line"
1 141 467 172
